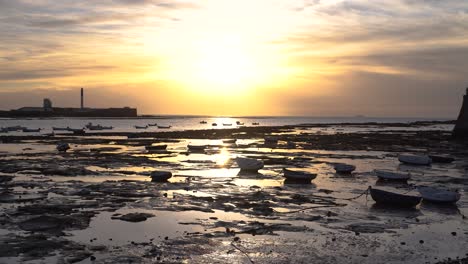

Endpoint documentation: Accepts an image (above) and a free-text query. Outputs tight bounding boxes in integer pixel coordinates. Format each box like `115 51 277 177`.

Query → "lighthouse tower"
453 87 468 138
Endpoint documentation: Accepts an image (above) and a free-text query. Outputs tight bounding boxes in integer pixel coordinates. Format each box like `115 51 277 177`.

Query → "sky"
0 0 467 117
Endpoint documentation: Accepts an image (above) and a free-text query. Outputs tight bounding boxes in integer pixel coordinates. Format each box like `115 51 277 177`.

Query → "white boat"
334 164 356 174
135 125 148 129
56 142 70 152
418 187 461 203
235 157 264 172
374 169 411 181
398 154 432 165
283 168 317 181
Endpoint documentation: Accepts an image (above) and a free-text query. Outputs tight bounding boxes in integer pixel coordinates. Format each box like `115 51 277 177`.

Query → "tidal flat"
0 121 467 264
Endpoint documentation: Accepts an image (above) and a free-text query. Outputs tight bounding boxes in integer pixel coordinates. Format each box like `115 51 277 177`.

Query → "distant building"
43 98 52 111
453 87 468 138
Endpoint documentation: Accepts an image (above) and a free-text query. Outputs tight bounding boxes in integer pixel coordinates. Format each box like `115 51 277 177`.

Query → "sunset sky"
0 0 467 117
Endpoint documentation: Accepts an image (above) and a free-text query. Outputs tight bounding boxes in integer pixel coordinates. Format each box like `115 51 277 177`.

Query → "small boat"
398 154 431 165
53 127 69 131
223 139 237 144
72 129 85 135
212 123 218 126
148 123 158 126
22 128 41 133
235 157 264 172
187 145 206 151
135 125 148 129
370 187 422 207
374 169 411 181
223 123 232 126
283 168 317 182
200 121 207 124
145 145 168 151
264 136 278 144
334 164 356 174
252 122 260 125
87 124 113 130
418 187 461 203
150 171 172 182
236 121 244 125
56 142 70 152
157 125 172 129
428 155 455 164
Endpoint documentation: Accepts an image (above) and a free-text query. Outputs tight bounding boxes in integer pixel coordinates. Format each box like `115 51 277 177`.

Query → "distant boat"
223 139 237 144
135 125 148 129
22 128 41 133
150 171 172 182
87 124 113 130
334 164 356 174
236 121 244 125
53 127 69 131
56 142 70 152
223 123 232 126
374 170 411 181
5 126 26 131
187 144 206 151
264 136 278 144
157 125 172 129
145 145 168 151
212 123 218 126
148 123 158 126
235 157 264 172
370 187 421 207
200 121 207 124
418 187 461 203
398 154 432 165
428 155 455 164
252 122 260 125
283 168 317 182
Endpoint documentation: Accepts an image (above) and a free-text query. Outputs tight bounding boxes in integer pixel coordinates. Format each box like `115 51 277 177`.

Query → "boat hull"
418 187 461 203
370 188 421 207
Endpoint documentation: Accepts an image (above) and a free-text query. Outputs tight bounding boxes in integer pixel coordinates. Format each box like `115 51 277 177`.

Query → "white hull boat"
235 157 264 171
398 154 431 165
374 170 411 181
418 187 461 203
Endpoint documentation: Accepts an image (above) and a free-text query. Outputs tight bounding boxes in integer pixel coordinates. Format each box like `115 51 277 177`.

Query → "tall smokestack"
81 88 84 109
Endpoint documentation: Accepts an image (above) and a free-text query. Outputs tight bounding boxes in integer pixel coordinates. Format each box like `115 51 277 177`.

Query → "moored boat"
187 144 206 151
53 127 69 131
150 171 172 182
374 169 411 181
157 125 172 129
370 187 422 207
283 168 317 182
22 128 41 133
334 164 356 174
235 157 264 172
418 186 461 203
252 122 260 125
135 125 148 129
212 123 218 126
223 139 237 144
428 155 455 164
200 121 207 124
56 142 70 152
222 123 232 126
148 123 158 126
145 145 168 151
398 154 432 165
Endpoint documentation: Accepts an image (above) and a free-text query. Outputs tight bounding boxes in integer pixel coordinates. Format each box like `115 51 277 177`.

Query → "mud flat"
0 121 467 263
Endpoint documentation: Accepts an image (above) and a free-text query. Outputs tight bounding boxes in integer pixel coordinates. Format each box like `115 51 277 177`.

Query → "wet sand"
0 121 467 263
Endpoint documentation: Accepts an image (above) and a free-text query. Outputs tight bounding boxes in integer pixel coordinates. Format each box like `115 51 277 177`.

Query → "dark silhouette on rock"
453 87 468 138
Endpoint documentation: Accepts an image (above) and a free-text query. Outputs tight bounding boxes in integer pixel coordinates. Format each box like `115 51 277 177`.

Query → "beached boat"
369 187 422 207
223 139 237 144
398 154 432 165
56 142 70 152
428 155 455 164
334 164 356 174
252 122 260 125
374 169 411 181
212 123 218 126
418 187 461 203
145 145 168 151
150 171 172 182
235 157 264 172
87 124 113 130
148 123 158 126
187 145 206 151
135 125 148 129
283 168 317 182
264 136 278 144
22 128 41 133
223 123 232 126
53 127 69 131
200 121 207 124
157 125 172 129
236 121 245 125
